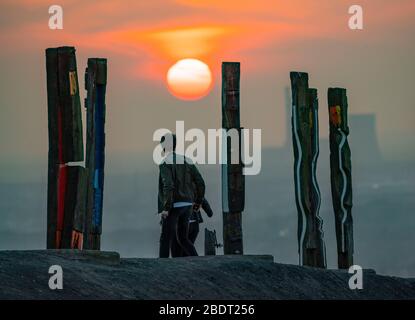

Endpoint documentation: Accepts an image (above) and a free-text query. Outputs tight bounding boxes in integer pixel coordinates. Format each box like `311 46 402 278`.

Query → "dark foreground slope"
0 250 414 299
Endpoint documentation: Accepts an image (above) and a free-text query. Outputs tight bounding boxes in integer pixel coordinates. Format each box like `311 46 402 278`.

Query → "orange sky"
1 0 415 172
2 0 414 82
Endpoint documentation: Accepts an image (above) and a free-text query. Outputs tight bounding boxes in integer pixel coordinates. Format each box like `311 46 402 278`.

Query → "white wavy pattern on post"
311 107 326 264
338 129 348 252
292 104 306 265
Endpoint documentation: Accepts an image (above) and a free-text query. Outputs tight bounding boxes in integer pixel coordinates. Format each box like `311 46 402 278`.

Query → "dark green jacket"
158 153 205 212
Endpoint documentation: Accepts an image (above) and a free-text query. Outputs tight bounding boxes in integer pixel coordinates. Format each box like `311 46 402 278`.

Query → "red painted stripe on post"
57 164 67 232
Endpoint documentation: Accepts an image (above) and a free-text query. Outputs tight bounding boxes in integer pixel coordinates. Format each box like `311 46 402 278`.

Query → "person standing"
158 133 205 258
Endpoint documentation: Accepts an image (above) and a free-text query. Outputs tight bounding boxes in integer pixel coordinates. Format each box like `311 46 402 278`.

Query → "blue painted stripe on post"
92 84 105 229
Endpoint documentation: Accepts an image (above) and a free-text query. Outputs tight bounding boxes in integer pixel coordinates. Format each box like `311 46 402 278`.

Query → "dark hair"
160 133 176 152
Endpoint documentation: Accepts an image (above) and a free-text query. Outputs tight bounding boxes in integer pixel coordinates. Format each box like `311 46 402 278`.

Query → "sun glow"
166 59 213 100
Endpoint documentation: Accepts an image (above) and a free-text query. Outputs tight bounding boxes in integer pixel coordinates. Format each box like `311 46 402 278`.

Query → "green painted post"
290 72 326 268
45 46 84 249
328 88 353 269
222 62 244 255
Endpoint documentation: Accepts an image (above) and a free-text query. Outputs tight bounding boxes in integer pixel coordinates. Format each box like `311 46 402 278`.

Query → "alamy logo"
48 5 63 30
348 5 363 30
48 265 63 290
153 121 262 175
348 265 363 290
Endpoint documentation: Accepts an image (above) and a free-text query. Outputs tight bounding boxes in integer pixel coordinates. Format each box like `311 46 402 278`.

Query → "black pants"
159 206 198 258
188 222 199 245
174 220 200 257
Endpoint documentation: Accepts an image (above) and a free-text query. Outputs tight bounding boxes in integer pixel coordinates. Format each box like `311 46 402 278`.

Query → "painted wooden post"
221 62 244 255
46 46 85 249
62 166 86 249
84 58 107 250
307 88 326 268
328 88 353 269
290 72 326 268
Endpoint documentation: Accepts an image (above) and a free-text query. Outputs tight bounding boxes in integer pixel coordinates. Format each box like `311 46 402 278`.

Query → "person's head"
160 133 176 153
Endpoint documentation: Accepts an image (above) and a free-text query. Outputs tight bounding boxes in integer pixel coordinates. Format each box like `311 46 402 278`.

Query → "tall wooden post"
46 46 85 249
221 62 244 254
328 88 353 269
308 88 326 268
290 72 326 268
84 58 107 250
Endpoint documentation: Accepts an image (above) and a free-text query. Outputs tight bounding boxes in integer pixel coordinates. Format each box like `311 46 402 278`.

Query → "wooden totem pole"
46 46 85 249
221 62 245 255
308 88 327 268
290 72 326 268
328 88 353 269
84 58 107 250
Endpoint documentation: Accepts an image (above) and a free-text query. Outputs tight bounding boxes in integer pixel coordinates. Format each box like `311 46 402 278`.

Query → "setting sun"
166 59 212 100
